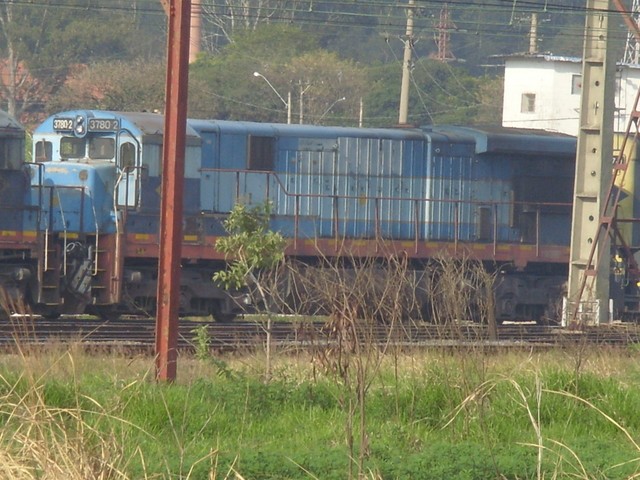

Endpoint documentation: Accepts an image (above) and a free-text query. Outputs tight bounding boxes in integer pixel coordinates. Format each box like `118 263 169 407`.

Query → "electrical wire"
2 0 624 44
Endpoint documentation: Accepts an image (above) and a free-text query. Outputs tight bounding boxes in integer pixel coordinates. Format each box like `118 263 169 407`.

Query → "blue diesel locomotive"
0 110 34 313
4 109 584 323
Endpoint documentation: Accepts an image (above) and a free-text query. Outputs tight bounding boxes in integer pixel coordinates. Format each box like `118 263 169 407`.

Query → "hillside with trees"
0 0 609 128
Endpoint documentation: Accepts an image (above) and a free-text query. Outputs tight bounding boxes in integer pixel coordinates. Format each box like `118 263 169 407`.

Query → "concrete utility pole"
155 0 191 381
160 0 201 63
529 12 538 54
398 0 415 125
189 2 201 63
566 0 616 325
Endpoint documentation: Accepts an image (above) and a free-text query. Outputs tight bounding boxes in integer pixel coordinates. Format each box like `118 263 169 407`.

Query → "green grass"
1 345 640 478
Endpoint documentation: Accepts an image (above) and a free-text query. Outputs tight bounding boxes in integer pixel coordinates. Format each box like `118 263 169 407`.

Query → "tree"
279 50 366 125
0 0 164 122
0 1 52 123
48 60 166 114
363 59 486 127
189 25 319 121
190 25 370 124
213 201 287 380
362 62 402 127
201 0 306 47
472 75 503 126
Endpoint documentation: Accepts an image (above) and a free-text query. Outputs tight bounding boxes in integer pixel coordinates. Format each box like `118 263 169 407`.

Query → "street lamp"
253 71 292 124
318 97 346 123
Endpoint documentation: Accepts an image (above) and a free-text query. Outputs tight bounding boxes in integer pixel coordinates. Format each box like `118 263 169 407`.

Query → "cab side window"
0 138 23 169
119 142 136 170
35 140 53 162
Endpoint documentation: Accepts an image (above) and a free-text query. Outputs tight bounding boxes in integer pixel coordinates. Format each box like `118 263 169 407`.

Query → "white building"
501 53 640 135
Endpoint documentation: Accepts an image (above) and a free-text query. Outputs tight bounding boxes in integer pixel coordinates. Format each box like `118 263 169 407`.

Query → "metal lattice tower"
435 4 456 62
623 0 640 63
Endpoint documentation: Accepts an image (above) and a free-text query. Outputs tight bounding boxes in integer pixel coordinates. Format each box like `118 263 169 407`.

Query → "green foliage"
362 62 401 127
191 324 211 361
49 60 165 114
225 24 319 63
363 60 494 127
189 25 319 121
4 351 640 478
0 0 165 118
213 201 286 291
0 0 595 124
189 24 368 125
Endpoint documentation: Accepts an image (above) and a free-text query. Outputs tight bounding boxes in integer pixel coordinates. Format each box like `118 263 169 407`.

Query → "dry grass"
4 290 640 478
0 346 130 479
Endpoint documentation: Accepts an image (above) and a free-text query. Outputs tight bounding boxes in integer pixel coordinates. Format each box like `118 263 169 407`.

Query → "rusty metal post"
155 0 191 382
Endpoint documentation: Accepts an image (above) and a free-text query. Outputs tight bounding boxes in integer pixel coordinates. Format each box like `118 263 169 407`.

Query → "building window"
521 93 536 113
571 74 582 95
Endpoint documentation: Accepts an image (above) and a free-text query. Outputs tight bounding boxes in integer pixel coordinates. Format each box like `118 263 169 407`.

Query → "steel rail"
0 317 638 353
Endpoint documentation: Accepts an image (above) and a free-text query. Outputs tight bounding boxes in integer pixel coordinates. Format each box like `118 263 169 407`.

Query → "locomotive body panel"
21 110 590 322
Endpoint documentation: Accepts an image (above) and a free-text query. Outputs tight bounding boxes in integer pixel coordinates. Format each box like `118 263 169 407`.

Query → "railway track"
1 316 640 353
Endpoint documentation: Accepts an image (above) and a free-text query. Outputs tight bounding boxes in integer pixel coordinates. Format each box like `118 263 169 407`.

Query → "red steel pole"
155 0 191 382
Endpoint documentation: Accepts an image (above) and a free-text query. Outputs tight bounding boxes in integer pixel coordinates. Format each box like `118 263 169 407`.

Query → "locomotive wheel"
210 302 236 323
40 311 61 320
86 306 121 321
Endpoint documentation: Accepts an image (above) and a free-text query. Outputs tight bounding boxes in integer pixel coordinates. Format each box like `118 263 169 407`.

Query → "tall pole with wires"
398 0 415 125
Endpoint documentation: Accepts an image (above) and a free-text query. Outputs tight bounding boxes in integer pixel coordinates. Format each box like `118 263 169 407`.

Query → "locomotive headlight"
74 115 86 137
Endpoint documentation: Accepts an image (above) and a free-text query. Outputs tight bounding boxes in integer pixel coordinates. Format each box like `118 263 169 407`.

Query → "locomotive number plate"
88 119 120 132
53 118 74 131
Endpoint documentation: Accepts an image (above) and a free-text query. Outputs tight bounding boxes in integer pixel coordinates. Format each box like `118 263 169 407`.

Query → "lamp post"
253 71 292 124
318 97 346 123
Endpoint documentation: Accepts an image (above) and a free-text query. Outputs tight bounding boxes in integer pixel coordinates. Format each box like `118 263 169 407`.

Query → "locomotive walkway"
1 316 639 353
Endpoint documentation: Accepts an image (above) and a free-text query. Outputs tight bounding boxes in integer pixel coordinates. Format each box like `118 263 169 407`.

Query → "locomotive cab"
28 111 134 316
29 110 237 320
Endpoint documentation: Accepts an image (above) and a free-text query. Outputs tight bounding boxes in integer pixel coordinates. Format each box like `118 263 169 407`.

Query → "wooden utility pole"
155 0 191 381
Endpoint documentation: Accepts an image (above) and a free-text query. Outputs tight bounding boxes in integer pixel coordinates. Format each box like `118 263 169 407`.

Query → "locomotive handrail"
44 225 49 273
53 187 69 276
200 167 574 208
91 199 100 276
32 162 46 231
197 167 572 258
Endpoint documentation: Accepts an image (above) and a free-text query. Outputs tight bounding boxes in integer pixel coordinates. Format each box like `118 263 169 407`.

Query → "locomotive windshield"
89 137 115 160
60 136 115 161
60 137 85 159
